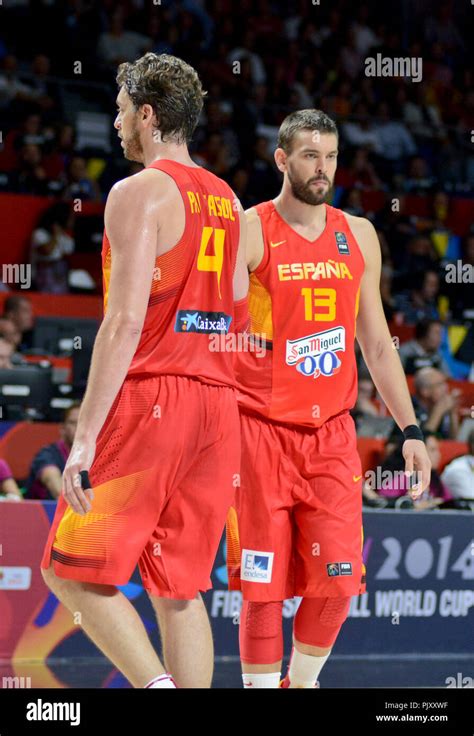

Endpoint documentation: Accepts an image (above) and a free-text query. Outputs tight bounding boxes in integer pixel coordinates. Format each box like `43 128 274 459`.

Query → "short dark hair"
415 319 442 340
3 295 30 315
116 53 206 145
278 109 338 153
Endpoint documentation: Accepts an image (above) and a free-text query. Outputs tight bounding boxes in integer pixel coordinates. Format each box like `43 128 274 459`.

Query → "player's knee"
239 600 283 664
243 601 283 638
149 591 202 614
294 596 351 649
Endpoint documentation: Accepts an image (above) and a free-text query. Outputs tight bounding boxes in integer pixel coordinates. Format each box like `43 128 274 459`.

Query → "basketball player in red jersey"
41 53 249 689
227 109 431 688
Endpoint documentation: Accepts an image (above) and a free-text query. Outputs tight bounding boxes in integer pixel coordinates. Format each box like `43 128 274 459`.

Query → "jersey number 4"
197 226 225 298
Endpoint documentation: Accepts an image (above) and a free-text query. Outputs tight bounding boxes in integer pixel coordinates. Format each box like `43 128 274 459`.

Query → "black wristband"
403 424 424 442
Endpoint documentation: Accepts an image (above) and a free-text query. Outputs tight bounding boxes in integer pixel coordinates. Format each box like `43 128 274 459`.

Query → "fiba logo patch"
327 562 353 577
241 549 274 583
334 231 350 255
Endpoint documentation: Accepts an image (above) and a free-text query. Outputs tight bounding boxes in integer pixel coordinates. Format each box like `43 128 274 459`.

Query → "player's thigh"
293 477 365 597
139 386 241 597
236 415 295 600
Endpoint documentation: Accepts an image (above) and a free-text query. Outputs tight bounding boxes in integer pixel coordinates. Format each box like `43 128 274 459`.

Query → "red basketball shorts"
41 375 240 599
227 410 366 601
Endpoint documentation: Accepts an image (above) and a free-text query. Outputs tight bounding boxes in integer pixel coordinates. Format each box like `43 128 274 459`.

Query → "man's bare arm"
351 215 431 492
244 207 264 272
74 172 161 442
354 217 417 429
62 170 162 515
39 466 62 499
233 201 249 301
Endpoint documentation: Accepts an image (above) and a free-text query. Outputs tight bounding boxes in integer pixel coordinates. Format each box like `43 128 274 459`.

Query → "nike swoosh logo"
270 240 286 248
353 475 362 483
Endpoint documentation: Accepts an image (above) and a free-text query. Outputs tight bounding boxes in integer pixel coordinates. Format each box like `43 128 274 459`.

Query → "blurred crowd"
0 1 473 506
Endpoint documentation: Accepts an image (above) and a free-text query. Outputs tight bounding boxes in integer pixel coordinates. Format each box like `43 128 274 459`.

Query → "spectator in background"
444 232 474 319
43 123 76 180
230 166 257 209
373 101 417 176
25 403 80 500
228 30 267 86
292 64 317 109
0 316 22 353
380 265 400 322
329 79 353 117
9 143 49 196
62 156 101 202
97 9 152 71
28 54 59 121
436 131 465 185
0 54 42 119
397 85 444 143
399 319 451 375
403 156 436 193
350 3 380 55
340 29 364 79
3 295 34 351
412 431 453 510
12 112 48 151
346 148 383 190
341 102 379 150
399 235 439 275
353 377 379 418
194 132 231 177
352 376 394 438
395 268 441 324
441 429 474 503
247 136 280 201
341 187 365 217
0 336 14 368
412 367 460 439
0 458 22 501
30 202 75 294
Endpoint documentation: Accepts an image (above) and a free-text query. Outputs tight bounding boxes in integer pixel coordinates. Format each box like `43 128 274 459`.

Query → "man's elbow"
102 312 145 338
359 336 390 363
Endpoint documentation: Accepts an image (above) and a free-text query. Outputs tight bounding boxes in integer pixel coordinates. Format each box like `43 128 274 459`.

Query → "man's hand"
62 439 96 515
402 439 431 499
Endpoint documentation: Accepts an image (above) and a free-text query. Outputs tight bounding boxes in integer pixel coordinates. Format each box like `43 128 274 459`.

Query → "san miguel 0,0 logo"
286 326 345 379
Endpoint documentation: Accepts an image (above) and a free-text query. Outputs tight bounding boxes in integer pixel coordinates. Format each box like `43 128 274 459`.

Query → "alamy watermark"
208 332 267 358
2 263 31 289
365 53 422 83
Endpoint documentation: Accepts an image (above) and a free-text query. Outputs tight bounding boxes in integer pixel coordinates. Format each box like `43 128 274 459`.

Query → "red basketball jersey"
101 160 241 387
235 200 365 427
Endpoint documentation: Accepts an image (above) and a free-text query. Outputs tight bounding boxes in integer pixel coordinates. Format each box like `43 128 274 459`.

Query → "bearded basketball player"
41 53 249 689
227 109 431 688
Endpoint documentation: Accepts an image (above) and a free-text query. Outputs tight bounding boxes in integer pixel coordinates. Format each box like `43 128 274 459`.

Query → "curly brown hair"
116 53 207 144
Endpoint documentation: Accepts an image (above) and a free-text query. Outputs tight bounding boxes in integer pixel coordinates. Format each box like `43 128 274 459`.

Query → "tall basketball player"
41 53 249 689
227 109 431 688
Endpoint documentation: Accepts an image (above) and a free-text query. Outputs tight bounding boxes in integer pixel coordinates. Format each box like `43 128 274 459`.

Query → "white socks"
144 674 176 689
288 648 330 688
242 672 281 688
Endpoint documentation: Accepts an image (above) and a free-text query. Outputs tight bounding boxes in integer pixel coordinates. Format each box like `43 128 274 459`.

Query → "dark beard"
123 125 143 163
288 170 331 205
